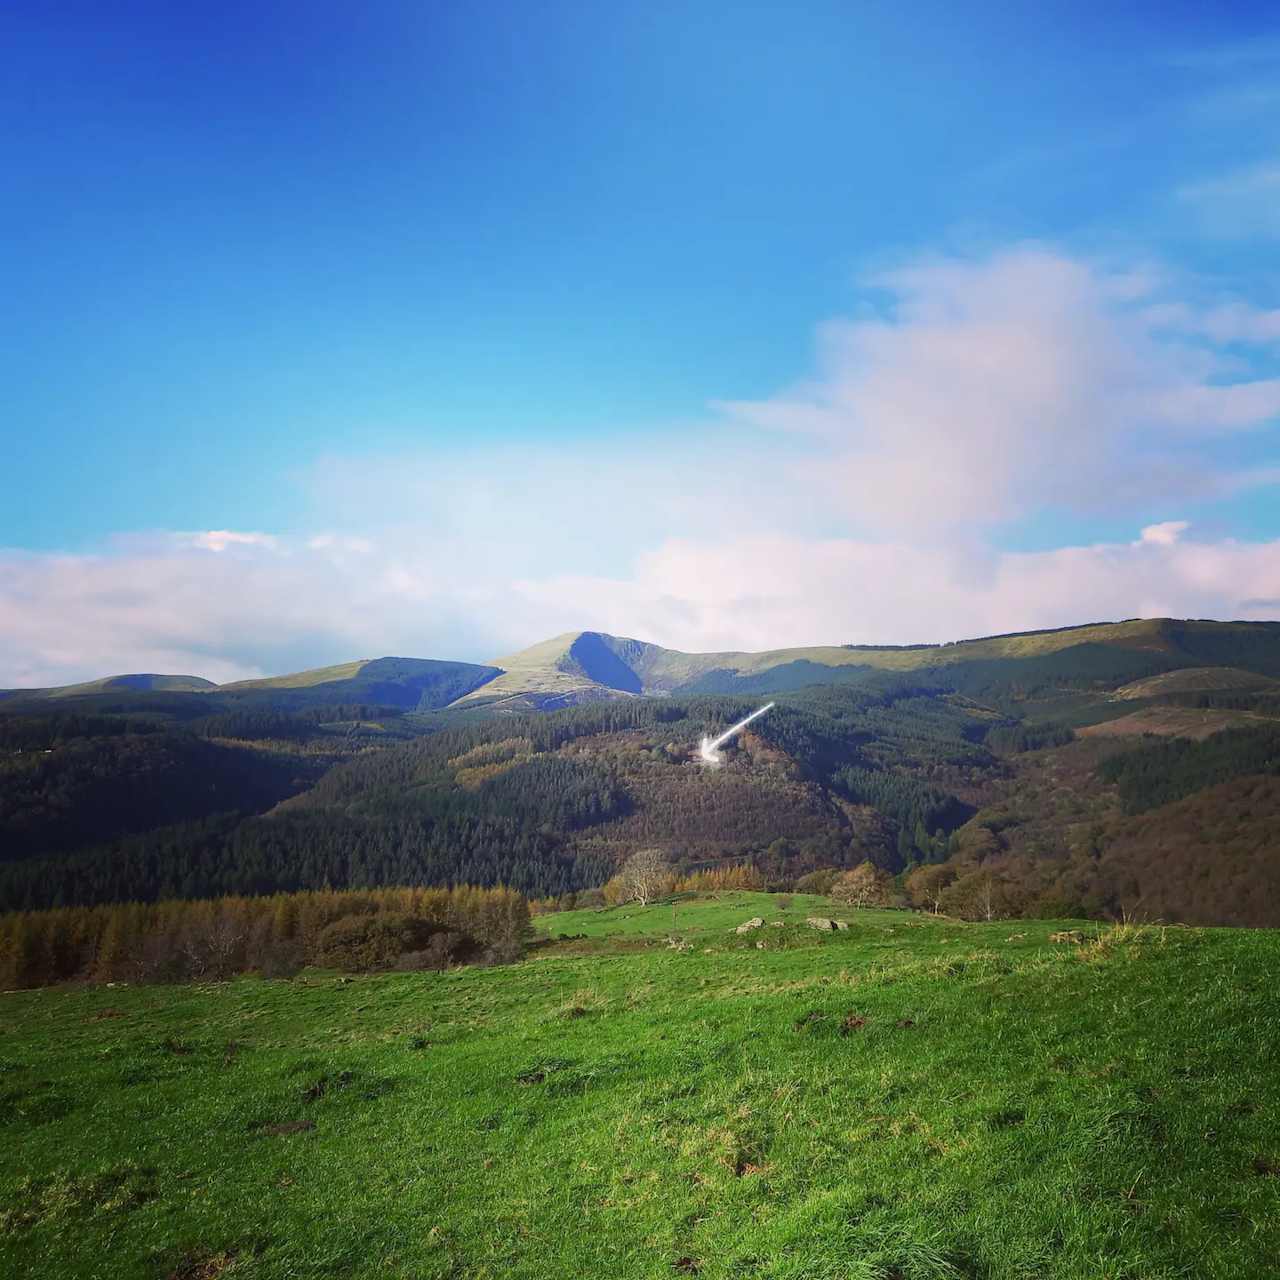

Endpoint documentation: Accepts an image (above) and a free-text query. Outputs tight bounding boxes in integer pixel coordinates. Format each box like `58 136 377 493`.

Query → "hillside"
458 618 1280 708
1111 665 1278 700
6 617 1280 716
3 895 1280 1279
219 656 502 711
0 673 216 702
2 617 1280 923
0 686 1003 910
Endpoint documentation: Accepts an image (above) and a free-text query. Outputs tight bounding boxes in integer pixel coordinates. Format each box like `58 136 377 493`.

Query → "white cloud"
1139 521 1189 546
1147 299 1280 346
307 534 376 554
719 246 1280 531
511 529 1280 653
185 530 280 553
2 524 1278 688
2 245 1278 686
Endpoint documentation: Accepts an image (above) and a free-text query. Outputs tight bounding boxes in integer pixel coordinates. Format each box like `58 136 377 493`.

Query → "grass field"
4 892 1280 1279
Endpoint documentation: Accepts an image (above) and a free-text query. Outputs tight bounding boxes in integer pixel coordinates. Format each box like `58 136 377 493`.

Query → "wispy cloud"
184 530 280 553
719 246 1280 530
1177 162 1280 239
2 245 1278 686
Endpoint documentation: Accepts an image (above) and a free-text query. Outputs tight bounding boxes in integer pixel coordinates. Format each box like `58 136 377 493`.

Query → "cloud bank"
3 245 1278 687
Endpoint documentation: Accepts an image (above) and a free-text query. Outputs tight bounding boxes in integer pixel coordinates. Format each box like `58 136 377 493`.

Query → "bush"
795 868 841 895
476 937 525 968
316 912 454 972
392 931 467 971
259 939 304 979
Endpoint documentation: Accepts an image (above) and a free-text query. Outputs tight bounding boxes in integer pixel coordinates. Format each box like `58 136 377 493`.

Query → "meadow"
3 892 1278 1279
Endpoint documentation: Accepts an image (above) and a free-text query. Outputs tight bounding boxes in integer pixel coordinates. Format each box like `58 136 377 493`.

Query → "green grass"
4 893 1280 1278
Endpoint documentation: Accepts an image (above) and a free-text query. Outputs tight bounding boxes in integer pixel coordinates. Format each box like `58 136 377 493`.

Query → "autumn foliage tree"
831 861 892 908
905 863 957 914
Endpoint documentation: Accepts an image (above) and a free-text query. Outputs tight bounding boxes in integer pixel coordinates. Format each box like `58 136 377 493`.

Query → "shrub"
392 931 468 971
795 868 841 895
316 912 452 972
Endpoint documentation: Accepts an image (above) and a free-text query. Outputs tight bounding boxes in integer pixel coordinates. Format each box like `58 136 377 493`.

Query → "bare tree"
617 848 673 907
905 863 956 914
831 861 892 908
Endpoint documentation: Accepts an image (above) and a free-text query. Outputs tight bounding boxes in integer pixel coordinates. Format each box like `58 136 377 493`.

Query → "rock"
769 921 785 927
803 916 844 936
735 917 765 933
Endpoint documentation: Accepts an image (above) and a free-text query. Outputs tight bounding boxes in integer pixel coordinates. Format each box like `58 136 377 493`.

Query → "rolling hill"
0 673 216 703
458 618 1280 708
5 617 1280 717
218 656 502 711
3 616 1280 924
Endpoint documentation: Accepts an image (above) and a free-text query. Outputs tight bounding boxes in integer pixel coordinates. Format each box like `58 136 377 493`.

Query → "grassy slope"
1111 667 1277 700
457 619 1280 707
4 893 1280 1279
1078 706 1280 740
219 661 370 691
1 675 218 700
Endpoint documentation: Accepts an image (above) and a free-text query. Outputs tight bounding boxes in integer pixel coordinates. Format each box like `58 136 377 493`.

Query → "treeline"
0 811 615 912
0 884 530 989
1098 726 1280 814
188 704 406 741
984 722 1074 754
0 734 315 862
1161 691 1280 712
0 712 168 751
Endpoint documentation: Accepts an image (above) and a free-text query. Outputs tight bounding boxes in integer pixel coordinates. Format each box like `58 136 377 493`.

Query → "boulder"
735 917 765 934
806 917 848 931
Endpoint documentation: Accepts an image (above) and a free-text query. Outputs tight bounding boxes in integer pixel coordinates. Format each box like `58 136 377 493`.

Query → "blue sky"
3 2 1280 682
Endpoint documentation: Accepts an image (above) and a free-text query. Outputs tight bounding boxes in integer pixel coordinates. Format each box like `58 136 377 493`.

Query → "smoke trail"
698 701 775 766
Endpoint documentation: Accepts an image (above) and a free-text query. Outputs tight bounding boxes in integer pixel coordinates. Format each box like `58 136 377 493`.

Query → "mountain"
3 616 1280 925
6 617 1280 715
0 673 217 703
455 618 1280 708
217 655 501 711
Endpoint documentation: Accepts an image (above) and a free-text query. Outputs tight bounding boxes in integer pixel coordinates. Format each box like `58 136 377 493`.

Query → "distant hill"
218 656 501 711
455 618 1280 708
5 617 1280 926
0 673 216 702
6 618 1280 715
1111 665 1278 700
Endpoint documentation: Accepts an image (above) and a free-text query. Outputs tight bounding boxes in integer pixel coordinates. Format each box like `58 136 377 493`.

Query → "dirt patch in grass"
256 1120 315 1137
0 1164 157 1232
515 1058 573 1085
165 1250 239 1280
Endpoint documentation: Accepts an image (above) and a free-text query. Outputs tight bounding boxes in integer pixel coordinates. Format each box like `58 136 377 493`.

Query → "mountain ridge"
5 616 1280 712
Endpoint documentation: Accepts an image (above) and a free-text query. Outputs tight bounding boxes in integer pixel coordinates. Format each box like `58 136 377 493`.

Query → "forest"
3 633 1280 928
